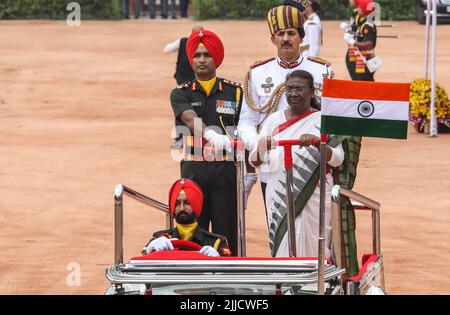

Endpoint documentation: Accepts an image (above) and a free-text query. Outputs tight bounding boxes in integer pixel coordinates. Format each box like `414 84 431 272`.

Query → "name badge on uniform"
216 100 236 115
191 101 202 107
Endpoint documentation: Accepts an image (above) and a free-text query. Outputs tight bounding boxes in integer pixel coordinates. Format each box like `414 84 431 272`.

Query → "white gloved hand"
242 134 258 152
238 126 258 151
243 173 258 209
340 22 350 33
344 33 356 45
204 129 232 151
144 236 177 253
199 245 220 257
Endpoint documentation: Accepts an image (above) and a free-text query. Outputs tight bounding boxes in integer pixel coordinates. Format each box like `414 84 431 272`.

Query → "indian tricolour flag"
321 79 411 139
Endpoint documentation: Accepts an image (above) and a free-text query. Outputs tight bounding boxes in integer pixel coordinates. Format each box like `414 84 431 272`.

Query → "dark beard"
174 212 197 225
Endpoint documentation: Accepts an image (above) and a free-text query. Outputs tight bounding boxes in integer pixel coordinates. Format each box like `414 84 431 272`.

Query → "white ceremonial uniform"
301 12 322 57
238 55 333 184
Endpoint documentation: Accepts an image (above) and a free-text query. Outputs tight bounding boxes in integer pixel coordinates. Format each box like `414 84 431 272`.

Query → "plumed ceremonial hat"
355 0 375 16
268 5 306 38
168 178 203 218
186 29 224 68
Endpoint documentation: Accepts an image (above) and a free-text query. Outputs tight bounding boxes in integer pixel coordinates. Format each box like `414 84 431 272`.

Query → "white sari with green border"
252 111 345 257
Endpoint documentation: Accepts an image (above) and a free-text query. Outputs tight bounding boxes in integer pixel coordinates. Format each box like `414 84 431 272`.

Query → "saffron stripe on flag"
322 79 411 102
321 116 408 139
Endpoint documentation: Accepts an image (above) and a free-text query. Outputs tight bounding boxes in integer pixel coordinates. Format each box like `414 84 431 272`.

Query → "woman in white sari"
249 70 345 258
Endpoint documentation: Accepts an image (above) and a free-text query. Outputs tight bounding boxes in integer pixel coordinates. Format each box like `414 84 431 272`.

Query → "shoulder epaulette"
153 229 174 238
220 246 232 256
222 79 241 88
250 57 276 69
362 21 375 28
176 80 193 89
307 56 332 67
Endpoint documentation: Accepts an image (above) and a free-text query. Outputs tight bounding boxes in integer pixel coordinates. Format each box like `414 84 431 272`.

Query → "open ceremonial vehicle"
105 138 386 295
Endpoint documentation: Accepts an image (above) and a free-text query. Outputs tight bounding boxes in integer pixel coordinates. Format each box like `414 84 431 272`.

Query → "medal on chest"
261 77 274 94
216 100 236 115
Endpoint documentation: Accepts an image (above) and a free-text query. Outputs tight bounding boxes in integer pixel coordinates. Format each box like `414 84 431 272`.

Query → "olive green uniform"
170 77 242 256
144 225 232 256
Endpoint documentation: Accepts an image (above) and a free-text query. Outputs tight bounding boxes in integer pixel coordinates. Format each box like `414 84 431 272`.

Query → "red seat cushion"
345 254 379 282
131 251 331 262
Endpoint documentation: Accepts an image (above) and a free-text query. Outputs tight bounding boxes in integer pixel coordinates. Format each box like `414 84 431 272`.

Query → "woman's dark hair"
286 70 314 89
285 70 320 110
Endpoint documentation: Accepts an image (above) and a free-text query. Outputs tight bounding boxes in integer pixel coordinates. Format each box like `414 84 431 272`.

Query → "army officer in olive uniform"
170 29 242 255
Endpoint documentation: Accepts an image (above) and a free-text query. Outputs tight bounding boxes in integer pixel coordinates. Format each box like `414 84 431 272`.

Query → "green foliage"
320 0 353 20
192 0 416 21
192 0 283 20
0 0 122 20
377 0 416 21
0 0 417 21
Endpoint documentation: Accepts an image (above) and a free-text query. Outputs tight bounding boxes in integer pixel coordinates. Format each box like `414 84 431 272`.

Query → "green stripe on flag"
321 116 408 139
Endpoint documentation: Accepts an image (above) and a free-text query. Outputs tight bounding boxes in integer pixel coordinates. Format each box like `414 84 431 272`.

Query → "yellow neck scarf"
176 221 198 241
198 77 217 96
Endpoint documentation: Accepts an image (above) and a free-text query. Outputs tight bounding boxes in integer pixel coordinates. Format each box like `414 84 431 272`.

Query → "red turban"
186 30 224 68
168 178 203 218
355 0 375 16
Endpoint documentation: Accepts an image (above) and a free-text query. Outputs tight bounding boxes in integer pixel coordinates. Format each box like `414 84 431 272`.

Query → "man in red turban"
170 28 242 256
186 29 224 69
142 179 232 257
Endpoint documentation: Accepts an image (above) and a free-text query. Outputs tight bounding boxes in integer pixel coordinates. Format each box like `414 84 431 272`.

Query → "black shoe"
181 14 188 18
162 15 168 19
134 16 139 19
150 15 156 19
171 16 177 19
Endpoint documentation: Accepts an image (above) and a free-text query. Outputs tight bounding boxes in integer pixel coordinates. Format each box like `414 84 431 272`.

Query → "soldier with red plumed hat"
342 0 378 81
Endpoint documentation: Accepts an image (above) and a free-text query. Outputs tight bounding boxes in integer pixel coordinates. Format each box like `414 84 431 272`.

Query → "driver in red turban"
142 179 232 257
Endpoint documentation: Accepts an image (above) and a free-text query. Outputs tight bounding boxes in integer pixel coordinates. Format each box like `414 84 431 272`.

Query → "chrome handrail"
114 184 173 265
235 141 246 257
358 256 384 293
106 264 345 285
331 186 386 294
331 185 382 268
